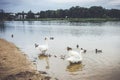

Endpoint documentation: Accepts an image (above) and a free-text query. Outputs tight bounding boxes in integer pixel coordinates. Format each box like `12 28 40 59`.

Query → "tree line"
0 9 14 21
0 6 120 21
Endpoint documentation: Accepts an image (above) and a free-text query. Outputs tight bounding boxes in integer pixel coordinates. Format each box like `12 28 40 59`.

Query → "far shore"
14 18 120 22
0 38 52 80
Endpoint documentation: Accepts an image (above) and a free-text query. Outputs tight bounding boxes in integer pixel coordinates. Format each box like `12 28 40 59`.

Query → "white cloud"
0 0 120 12
109 0 120 5
50 0 99 3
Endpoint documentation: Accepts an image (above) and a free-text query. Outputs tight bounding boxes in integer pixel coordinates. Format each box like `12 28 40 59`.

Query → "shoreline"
4 18 120 22
0 38 51 80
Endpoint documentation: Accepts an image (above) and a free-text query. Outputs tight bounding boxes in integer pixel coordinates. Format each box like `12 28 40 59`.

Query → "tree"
39 11 46 18
108 9 120 18
0 9 5 21
56 9 66 18
26 10 35 19
88 6 105 18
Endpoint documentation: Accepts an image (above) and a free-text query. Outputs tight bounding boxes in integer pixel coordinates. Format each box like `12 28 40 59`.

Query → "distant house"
15 13 27 20
10 13 15 16
34 14 40 19
9 13 16 20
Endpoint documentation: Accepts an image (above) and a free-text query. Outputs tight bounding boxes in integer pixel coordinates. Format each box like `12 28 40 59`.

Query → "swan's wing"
68 51 80 57
67 50 82 63
80 50 84 53
66 56 82 63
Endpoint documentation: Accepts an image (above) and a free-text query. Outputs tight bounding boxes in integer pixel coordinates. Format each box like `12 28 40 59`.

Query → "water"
0 21 120 80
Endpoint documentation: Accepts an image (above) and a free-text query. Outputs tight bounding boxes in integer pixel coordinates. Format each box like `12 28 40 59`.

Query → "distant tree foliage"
0 9 5 21
0 9 14 21
26 10 35 19
37 6 120 18
0 6 120 21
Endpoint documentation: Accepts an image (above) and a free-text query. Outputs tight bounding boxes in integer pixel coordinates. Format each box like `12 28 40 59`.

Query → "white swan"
66 47 82 63
35 37 48 54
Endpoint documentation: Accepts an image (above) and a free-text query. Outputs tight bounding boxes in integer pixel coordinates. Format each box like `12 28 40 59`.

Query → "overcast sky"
0 0 120 12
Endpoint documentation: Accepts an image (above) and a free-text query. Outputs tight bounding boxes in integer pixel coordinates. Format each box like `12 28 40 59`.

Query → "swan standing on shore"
66 47 82 63
35 37 48 54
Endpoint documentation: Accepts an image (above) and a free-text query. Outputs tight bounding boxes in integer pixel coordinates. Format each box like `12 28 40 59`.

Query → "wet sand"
0 39 51 80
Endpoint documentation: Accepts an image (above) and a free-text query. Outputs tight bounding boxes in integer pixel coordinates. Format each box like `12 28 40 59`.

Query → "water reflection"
1 21 118 37
0 22 5 33
66 63 84 72
38 54 48 59
38 54 50 69
27 21 34 25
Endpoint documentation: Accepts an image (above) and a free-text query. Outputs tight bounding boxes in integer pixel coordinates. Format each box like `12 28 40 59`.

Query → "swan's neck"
79 52 82 57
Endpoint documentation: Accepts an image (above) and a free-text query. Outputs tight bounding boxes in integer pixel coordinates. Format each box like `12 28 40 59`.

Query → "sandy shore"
0 39 51 80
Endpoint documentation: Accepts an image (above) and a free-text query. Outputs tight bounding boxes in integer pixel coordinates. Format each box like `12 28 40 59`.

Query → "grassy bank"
15 18 120 22
68 18 120 22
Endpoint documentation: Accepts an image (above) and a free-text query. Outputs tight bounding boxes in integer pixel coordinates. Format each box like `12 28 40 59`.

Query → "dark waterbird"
95 49 102 53
50 37 54 40
11 34 14 38
60 55 66 60
80 48 87 53
76 44 79 48
54 55 57 58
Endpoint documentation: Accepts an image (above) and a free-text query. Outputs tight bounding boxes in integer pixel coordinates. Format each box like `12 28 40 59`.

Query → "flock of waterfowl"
34 37 102 64
11 34 102 64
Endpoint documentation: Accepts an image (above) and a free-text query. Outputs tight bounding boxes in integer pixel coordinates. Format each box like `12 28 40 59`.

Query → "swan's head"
67 47 72 51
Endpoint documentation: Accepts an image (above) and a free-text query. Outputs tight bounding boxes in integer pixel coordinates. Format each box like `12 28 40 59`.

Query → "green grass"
67 18 120 22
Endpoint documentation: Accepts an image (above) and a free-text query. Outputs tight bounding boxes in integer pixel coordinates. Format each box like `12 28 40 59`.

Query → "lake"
0 21 120 80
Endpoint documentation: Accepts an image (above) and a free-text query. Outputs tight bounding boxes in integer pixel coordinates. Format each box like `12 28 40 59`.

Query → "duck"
80 48 87 53
35 37 48 54
54 55 57 58
47 54 52 57
11 34 14 38
76 44 79 48
66 47 82 63
50 37 54 40
95 49 102 53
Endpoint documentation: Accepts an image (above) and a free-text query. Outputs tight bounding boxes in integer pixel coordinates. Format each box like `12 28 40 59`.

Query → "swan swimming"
35 37 48 54
66 47 82 63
